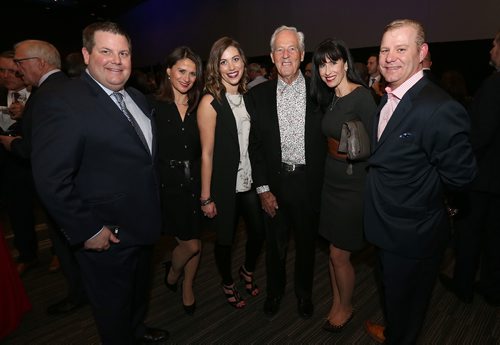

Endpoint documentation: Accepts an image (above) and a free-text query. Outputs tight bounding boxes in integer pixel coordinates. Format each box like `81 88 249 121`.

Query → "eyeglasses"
13 57 39 65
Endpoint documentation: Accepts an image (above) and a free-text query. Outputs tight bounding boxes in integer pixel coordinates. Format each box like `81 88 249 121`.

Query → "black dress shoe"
47 299 85 315
139 327 169 344
322 311 354 333
183 301 196 315
163 261 177 292
263 296 281 316
439 273 473 304
297 297 313 319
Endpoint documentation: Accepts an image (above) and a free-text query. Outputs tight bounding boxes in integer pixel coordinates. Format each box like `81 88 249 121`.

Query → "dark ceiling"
0 0 147 55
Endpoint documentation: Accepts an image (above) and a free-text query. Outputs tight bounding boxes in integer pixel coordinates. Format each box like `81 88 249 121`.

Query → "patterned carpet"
3 220 500 345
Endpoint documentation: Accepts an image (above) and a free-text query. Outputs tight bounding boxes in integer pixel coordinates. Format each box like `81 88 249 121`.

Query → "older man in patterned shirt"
248 25 326 318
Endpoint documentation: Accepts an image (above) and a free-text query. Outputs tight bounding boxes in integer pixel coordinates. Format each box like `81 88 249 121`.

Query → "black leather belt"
168 160 191 168
169 160 192 181
281 162 306 173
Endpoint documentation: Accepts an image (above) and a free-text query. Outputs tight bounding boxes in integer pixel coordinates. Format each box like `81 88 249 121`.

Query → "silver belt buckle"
282 162 295 172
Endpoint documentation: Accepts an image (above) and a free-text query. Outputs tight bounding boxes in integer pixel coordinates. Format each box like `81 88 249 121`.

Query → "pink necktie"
377 88 397 140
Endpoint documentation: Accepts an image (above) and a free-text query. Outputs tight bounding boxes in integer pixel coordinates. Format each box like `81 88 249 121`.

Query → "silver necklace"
329 94 342 111
227 93 243 107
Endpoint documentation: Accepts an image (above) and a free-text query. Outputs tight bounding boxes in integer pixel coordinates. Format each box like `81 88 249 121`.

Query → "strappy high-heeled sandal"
222 283 246 308
239 266 260 296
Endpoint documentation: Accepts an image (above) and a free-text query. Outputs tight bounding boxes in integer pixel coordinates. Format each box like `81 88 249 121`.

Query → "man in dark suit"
421 50 440 86
366 53 386 104
6 39 87 315
248 25 326 319
363 19 476 344
0 50 37 274
440 30 500 307
30 22 167 344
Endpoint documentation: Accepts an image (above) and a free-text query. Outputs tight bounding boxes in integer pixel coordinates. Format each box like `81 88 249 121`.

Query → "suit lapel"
148 107 157 158
372 94 387 150
127 87 152 119
373 78 428 151
125 87 155 157
304 79 315 159
81 73 152 156
81 73 126 122
375 96 412 148
269 80 278 124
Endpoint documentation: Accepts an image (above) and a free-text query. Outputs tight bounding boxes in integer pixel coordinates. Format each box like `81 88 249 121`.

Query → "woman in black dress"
151 46 203 314
197 37 264 308
310 39 376 331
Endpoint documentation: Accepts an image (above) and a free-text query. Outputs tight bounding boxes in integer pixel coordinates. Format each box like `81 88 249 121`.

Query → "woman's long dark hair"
204 37 248 102
155 46 203 114
310 38 366 113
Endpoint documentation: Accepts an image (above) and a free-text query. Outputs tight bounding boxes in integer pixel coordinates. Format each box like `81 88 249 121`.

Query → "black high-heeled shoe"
183 301 196 315
163 261 177 292
322 310 355 333
239 266 259 296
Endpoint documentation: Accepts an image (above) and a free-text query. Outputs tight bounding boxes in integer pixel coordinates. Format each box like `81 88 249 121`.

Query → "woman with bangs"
310 38 376 332
197 37 264 309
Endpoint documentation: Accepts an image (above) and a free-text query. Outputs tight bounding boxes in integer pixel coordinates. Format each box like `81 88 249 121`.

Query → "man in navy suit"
8 39 88 315
363 19 476 344
31 22 167 344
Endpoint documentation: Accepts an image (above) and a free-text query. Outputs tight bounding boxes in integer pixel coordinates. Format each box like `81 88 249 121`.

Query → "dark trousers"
265 169 318 299
453 191 500 299
214 189 264 284
379 249 442 345
49 220 85 303
1 163 37 262
75 245 153 345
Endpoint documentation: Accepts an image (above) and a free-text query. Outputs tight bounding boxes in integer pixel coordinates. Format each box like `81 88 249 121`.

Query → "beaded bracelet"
200 197 213 206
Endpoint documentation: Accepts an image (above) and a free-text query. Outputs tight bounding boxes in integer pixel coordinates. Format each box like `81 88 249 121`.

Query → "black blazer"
364 77 476 258
31 72 162 246
248 78 326 211
11 71 67 160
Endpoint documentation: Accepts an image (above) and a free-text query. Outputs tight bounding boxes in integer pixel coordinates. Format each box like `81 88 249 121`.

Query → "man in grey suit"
363 19 476 344
31 22 167 344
